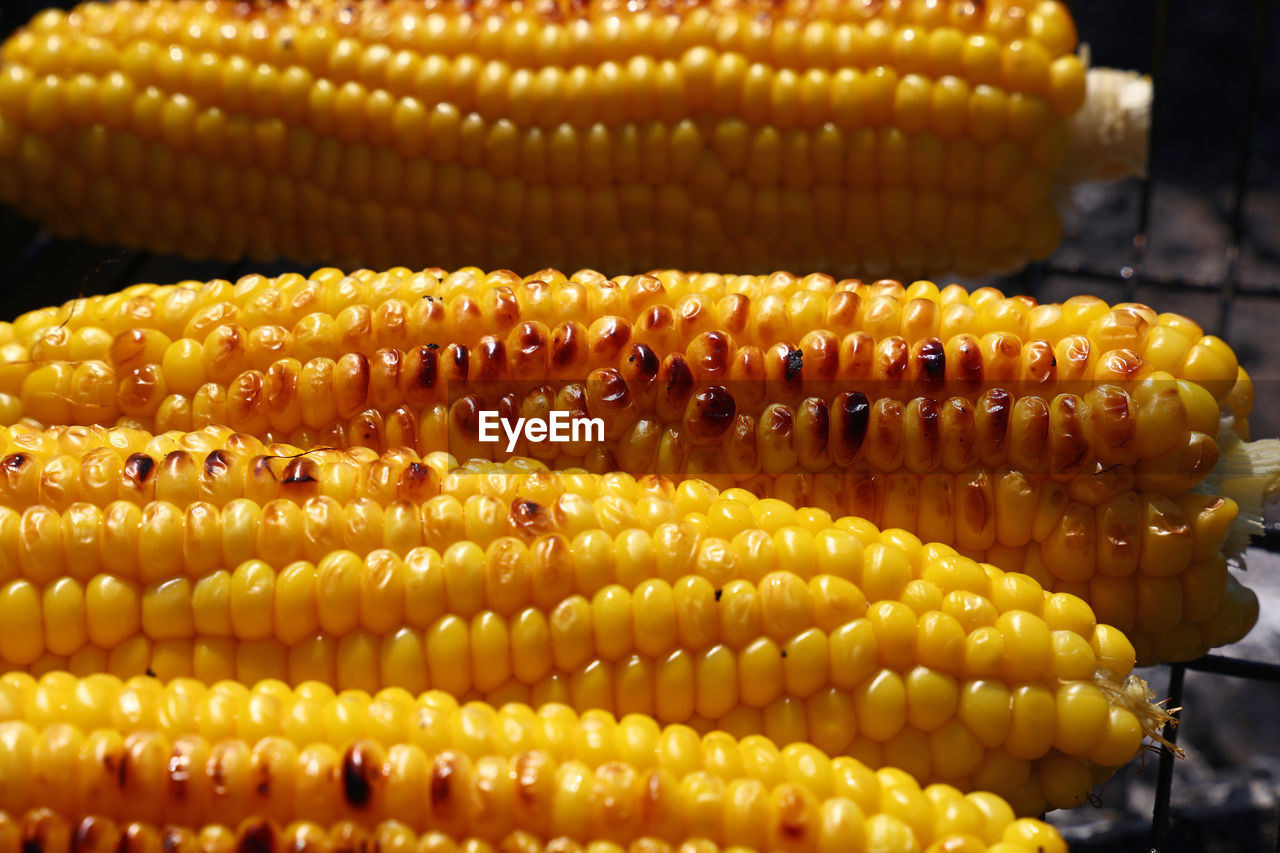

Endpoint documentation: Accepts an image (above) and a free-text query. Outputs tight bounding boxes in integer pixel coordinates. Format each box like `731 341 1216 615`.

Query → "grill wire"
1 1 1278 851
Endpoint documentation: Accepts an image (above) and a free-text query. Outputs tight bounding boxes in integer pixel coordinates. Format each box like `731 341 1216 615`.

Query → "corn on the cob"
0 1 1147 277
2 270 1266 538
0 810 766 853
0 271 1249 420
0 454 1183 819
0 676 1072 851
2 670 1119 834
0 427 1257 663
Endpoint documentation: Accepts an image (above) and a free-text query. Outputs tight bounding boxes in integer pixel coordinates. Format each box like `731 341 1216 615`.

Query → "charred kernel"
684 387 737 443
341 743 380 809
236 821 274 853
281 458 319 485
123 454 156 484
509 499 553 539
914 338 947 391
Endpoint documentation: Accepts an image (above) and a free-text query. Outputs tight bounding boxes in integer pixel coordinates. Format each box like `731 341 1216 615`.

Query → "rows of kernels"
1 272 1243 406
0 450 1236 585
0 541 1161 814
4 353 1224 503
0 671 1069 847
0 2 1087 274
0 429 1252 661
0 810 759 853
0 668 1107 828
0 479 1237 598
9 346 1224 498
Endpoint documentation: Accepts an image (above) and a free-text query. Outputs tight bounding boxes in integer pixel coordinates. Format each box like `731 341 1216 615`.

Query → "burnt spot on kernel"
714 589 723 601
589 317 632 363
431 753 460 817
836 392 871 454
398 462 436 501
624 343 659 380
951 335 985 391
451 396 485 437
686 386 737 440
783 347 804 381
410 345 439 392
2 453 28 473
915 398 940 443
640 305 676 339
348 410 384 449
876 337 910 382
203 449 231 479
251 455 279 482
916 338 946 390
689 331 732 378
798 398 831 450
237 821 275 853
550 322 582 368
473 336 507 381
510 499 553 539
660 354 694 398
776 787 809 840
281 457 319 486
341 744 378 809
589 369 632 408
115 746 131 789
1050 396 1090 472
118 825 148 853
21 809 60 853
161 449 195 479
978 389 1012 446
123 454 156 485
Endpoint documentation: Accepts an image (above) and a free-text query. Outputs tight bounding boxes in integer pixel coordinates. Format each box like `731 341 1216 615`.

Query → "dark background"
0 2 1278 850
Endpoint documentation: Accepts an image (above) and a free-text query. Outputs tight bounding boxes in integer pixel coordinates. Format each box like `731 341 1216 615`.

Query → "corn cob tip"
1064 68 1152 184
1093 672 1183 760
1202 424 1280 558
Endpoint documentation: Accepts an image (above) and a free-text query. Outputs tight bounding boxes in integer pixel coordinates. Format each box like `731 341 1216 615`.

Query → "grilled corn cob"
0 270 1249 418
0 455 1184 818
0 810 764 853
1 670 1139 830
1 270 1266 528
0 1 1147 277
0 428 1257 663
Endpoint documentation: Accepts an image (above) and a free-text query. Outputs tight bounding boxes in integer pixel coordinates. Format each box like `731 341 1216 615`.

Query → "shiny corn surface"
0 431 1256 663
0 1 1090 276
0 673 1068 851
0 269 1248 426
0 458 1182 817
0 811 761 853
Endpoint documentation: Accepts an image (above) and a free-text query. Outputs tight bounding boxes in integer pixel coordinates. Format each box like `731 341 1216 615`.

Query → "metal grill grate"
1 2 1278 851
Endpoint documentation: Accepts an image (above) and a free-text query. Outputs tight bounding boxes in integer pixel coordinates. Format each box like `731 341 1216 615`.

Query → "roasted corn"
0 2 1149 276
1 670 1141 829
